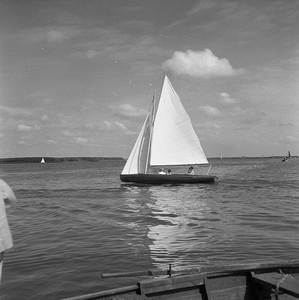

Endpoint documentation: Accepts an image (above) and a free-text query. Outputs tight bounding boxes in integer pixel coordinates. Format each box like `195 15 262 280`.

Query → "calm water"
0 158 298 299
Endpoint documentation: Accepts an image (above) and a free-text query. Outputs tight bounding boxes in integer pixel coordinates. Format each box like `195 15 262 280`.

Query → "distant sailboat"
120 75 218 184
282 151 291 162
41 158 45 164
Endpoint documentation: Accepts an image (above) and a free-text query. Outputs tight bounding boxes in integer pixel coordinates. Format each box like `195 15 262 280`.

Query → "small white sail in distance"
121 75 208 175
41 158 45 163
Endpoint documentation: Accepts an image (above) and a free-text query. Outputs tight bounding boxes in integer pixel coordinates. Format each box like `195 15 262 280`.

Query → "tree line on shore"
0 157 125 164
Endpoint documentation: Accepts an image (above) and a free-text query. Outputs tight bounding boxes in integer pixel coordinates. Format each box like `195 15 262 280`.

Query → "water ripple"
0 158 298 299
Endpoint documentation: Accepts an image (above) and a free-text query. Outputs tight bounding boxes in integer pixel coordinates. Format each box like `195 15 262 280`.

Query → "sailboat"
282 151 291 162
41 157 45 164
120 76 218 184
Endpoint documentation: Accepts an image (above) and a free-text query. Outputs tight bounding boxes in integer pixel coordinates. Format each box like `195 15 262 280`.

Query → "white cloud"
17 124 32 131
62 130 72 136
199 105 221 116
125 130 138 135
282 136 297 143
46 140 56 144
84 123 93 129
43 98 54 103
104 121 112 130
115 121 127 131
0 105 33 116
47 30 64 42
268 119 293 127
104 120 128 131
162 49 245 78
41 114 49 121
220 92 236 104
74 137 87 144
86 49 99 59
114 104 147 119
187 0 217 15
10 25 82 45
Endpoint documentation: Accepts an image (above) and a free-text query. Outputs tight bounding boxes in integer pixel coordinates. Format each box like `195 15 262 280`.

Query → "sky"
0 0 298 159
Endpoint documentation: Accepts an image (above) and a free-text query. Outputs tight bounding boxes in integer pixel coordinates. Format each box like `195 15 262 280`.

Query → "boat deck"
61 260 299 300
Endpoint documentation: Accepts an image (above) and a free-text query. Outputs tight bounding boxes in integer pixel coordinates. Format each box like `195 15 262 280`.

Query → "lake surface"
0 158 298 299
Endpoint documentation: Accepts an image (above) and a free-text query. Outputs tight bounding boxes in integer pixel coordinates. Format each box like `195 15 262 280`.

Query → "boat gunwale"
61 260 299 300
120 173 218 184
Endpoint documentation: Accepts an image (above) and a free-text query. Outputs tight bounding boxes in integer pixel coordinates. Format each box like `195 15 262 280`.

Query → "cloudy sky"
1 0 298 159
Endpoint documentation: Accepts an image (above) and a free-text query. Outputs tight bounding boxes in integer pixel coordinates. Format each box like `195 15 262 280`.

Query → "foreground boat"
62 260 299 300
120 76 218 184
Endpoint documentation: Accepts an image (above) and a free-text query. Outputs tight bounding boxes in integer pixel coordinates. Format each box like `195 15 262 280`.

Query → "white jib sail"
150 76 208 166
121 110 152 175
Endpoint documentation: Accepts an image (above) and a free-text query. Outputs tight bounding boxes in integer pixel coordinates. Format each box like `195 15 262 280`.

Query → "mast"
145 92 156 173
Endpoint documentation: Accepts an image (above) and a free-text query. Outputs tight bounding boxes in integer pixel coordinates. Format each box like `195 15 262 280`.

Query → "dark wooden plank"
252 272 299 298
210 286 248 300
203 277 212 300
60 285 139 300
249 272 264 300
136 288 205 300
205 274 249 300
101 270 153 278
194 259 299 276
143 259 299 280
206 273 248 290
99 260 299 279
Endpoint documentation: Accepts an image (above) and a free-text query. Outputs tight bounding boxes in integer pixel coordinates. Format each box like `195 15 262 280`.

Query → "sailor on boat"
158 169 166 175
167 169 172 175
185 166 194 175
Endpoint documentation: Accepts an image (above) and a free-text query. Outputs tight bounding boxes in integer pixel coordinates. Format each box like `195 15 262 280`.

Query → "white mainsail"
150 76 208 166
121 75 208 175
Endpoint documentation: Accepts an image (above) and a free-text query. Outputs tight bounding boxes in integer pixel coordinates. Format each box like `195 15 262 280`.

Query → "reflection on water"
121 184 213 268
147 186 211 268
119 158 299 269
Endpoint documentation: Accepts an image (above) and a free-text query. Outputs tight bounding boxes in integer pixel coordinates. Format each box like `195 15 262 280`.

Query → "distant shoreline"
214 156 298 159
0 157 125 164
0 156 296 164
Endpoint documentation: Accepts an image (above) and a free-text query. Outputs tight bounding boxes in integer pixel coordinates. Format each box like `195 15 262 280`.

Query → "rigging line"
207 164 212 175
